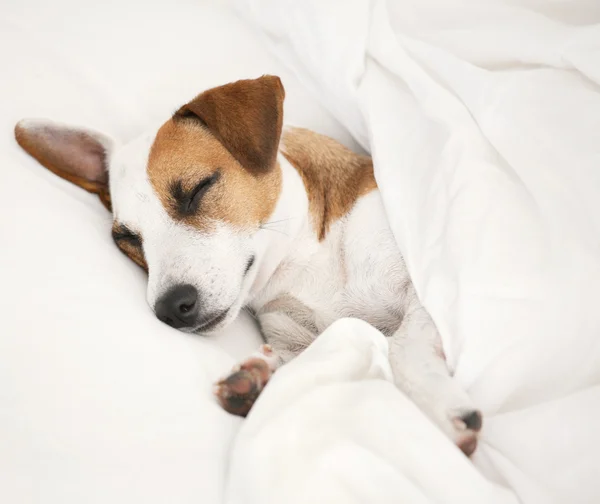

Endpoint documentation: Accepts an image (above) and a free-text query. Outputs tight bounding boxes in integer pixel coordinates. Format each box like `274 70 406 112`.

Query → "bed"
2 0 600 503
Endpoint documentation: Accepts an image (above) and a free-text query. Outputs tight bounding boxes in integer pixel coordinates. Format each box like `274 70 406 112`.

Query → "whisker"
259 226 289 236
261 216 297 227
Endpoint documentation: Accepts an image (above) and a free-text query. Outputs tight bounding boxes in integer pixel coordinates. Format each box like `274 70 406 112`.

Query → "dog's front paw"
450 408 483 457
214 347 274 417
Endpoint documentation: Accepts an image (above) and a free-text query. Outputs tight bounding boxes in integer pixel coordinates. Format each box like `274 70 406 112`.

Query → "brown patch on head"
281 128 377 240
148 121 281 231
176 75 284 174
147 76 285 232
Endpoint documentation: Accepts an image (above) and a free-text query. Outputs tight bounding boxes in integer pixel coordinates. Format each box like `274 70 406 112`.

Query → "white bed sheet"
231 1 600 503
0 1 361 502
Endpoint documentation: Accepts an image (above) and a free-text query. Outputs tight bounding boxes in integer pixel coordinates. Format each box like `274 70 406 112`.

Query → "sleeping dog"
15 75 482 456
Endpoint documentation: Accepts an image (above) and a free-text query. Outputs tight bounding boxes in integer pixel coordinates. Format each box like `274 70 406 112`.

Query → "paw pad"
460 410 483 432
456 432 478 457
214 358 272 417
452 409 483 457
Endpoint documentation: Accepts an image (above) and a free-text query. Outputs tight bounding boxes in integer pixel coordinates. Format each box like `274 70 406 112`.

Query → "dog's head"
15 76 285 333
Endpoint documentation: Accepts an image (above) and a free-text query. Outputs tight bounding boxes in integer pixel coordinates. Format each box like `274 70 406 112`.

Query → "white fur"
241 159 478 444
109 128 255 332
104 132 480 448
22 118 479 451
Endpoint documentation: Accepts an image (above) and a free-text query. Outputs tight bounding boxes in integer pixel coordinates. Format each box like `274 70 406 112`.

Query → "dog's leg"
214 306 316 417
390 284 482 457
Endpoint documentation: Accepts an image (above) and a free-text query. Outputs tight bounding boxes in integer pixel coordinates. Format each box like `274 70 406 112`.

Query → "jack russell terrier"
15 75 482 456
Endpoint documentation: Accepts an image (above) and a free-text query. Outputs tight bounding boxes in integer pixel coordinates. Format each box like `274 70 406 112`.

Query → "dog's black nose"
154 284 199 329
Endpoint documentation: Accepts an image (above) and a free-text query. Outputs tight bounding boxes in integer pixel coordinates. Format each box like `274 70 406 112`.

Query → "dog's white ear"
14 119 113 211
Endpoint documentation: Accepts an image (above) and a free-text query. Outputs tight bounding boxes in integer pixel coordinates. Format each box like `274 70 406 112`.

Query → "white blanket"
226 321 517 504
230 1 600 503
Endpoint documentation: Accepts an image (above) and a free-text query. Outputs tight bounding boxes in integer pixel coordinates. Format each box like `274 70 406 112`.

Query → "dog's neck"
247 127 376 301
248 153 309 298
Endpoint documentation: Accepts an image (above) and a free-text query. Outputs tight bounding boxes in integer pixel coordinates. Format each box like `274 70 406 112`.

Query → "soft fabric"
226 319 516 504
0 1 360 502
232 1 600 502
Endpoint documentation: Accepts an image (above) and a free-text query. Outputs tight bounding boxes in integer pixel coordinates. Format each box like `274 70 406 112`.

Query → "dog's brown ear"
14 119 112 211
175 75 285 174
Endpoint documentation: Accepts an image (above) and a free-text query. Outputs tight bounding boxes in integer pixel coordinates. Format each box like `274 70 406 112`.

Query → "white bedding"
0 1 361 502
3 0 600 502
229 1 600 503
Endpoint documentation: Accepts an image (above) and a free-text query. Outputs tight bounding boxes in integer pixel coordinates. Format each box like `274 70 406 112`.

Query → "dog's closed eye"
170 170 221 217
112 224 147 271
112 226 142 247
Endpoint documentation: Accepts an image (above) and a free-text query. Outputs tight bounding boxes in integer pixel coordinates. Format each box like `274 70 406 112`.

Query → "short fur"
282 127 377 240
14 75 482 457
148 119 282 231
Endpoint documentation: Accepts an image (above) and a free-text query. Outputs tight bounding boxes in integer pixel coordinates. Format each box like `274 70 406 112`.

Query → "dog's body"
15 76 482 456
251 130 403 345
